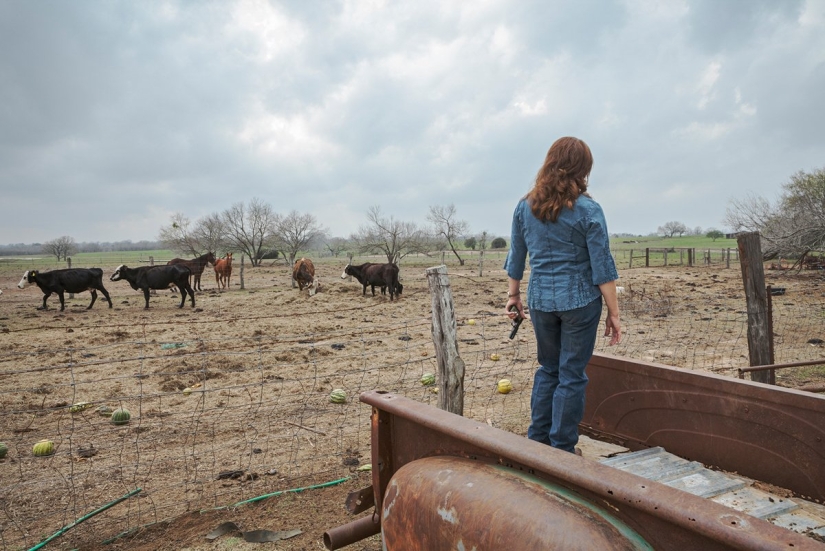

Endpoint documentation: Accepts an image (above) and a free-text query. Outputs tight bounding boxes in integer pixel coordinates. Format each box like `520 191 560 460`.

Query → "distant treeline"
0 240 163 256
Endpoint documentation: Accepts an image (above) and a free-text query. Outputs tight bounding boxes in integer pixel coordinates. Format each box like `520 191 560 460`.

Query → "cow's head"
309 278 320 297
341 264 352 279
110 265 126 281
17 270 36 288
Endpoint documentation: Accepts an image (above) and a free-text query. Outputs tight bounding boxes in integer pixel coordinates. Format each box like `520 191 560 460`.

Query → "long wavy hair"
527 137 593 222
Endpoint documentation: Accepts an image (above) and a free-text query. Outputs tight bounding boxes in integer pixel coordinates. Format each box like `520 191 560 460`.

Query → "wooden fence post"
240 254 245 290
645 248 650 267
67 258 74 299
737 232 774 384
426 265 465 415
478 249 484 277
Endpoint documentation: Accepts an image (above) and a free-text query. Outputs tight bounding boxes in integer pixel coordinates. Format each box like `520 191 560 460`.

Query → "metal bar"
323 514 380 550
738 358 825 375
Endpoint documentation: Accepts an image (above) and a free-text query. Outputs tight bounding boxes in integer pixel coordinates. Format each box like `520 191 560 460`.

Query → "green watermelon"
329 389 347 404
0 442 7 459
420 373 436 386
111 408 131 425
33 439 55 457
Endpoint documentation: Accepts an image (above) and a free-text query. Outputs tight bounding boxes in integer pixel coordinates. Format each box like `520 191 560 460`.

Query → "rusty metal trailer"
324 353 825 550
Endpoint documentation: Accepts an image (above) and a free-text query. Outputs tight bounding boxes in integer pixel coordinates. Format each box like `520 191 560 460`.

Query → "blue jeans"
527 297 603 453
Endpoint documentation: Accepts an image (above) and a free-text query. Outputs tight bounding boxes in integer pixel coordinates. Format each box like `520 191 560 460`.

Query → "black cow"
17 268 113 311
110 264 195 309
341 262 401 301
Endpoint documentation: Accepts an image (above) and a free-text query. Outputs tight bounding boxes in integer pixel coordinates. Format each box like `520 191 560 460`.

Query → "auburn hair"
527 137 593 222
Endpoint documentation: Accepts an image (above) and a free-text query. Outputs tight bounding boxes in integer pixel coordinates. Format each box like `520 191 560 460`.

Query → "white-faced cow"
17 268 113 311
341 262 401 301
293 258 320 296
110 264 195 309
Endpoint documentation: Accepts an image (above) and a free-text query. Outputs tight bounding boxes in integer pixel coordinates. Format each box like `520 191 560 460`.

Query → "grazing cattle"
17 268 112 311
168 252 216 292
341 262 401 301
214 253 233 290
110 264 195 309
292 258 319 296
380 281 403 296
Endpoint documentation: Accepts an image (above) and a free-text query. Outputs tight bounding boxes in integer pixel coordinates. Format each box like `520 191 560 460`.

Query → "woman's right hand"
505 297 526 321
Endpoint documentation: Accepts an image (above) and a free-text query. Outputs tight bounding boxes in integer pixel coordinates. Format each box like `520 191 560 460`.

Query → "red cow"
293 258 319 296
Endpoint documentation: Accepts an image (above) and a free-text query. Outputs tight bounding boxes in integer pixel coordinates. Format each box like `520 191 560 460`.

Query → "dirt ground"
0 257 823 551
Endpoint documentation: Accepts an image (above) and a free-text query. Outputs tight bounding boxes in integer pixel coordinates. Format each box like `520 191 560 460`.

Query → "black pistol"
508 305 523 340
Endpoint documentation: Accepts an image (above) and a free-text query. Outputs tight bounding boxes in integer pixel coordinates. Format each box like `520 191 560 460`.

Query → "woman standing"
504 136 621 454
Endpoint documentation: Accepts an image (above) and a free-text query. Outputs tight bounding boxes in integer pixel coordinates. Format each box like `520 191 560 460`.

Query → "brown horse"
214 253 233 290
168 252 216 291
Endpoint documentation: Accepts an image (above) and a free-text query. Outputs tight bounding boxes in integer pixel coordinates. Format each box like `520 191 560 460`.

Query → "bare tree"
352 206 428 263
221 198 278 267
428 204 470 265
158 214 202 256
323 236 350 257
42 236 77 261
272 210 328 279
657 221 688 238
725 168 825 260
192 213 226 256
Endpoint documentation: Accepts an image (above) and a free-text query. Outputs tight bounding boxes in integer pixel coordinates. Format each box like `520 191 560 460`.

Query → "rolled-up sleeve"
586 205 619 286
504 201 528 280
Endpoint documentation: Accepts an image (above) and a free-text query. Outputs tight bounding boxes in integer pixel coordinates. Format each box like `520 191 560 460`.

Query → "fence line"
2 263 824 549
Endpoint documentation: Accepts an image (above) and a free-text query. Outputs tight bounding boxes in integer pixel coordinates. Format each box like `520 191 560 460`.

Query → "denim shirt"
504 196 618 313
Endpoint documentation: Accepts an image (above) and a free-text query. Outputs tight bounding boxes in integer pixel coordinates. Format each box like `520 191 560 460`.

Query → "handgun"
508 305 524 340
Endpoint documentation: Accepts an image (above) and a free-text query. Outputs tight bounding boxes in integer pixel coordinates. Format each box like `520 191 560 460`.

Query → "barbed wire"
1 263 824 549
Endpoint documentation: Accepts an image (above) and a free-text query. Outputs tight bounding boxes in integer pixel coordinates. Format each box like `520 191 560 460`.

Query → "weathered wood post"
645 248 650 267
240 254 245 290
426 265 465 415
726 248 731 269
737 232 774 384
663 249 668 267
478 249 484 277
67 258 74 299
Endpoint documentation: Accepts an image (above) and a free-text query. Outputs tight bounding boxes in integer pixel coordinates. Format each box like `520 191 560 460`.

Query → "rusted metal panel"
382 456 652 551
581 352 825 503
359 390 823 550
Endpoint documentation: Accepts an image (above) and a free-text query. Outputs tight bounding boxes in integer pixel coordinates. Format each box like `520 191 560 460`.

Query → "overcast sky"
1 0 823 245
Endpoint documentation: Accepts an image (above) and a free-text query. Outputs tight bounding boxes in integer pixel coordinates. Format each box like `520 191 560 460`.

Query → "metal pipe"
738 357 825 376
323 514 380 550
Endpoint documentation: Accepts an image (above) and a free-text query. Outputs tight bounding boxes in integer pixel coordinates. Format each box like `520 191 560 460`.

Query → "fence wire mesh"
1 259 824 549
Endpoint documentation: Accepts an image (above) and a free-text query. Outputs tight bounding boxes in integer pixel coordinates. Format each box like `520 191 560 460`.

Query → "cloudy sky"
1 0 823 245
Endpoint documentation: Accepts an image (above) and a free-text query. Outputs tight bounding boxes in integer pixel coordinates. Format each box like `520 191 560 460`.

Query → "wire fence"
1 260 824 549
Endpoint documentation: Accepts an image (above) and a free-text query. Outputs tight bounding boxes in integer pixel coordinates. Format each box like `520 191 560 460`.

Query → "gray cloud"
1 0 823 244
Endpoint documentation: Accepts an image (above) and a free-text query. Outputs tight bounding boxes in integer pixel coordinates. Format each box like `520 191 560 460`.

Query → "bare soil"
0 258 823 551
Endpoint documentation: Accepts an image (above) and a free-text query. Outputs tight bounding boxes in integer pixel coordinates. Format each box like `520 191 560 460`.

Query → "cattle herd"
10 254 402 310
